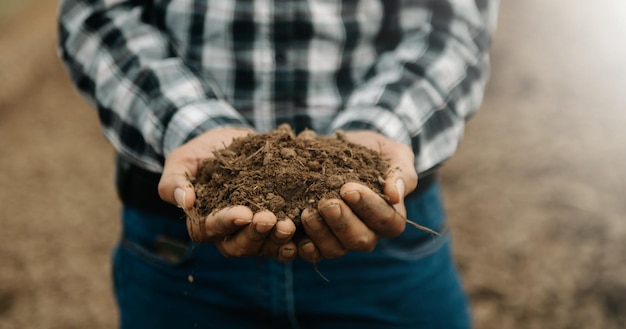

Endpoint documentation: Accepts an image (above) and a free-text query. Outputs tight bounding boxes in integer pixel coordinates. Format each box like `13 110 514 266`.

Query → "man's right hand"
158 127 298 262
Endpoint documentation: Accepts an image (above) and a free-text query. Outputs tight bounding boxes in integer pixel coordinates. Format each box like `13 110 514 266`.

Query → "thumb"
384 175 406 205
392 178 408 217
173 185 195 210
158 151 197 210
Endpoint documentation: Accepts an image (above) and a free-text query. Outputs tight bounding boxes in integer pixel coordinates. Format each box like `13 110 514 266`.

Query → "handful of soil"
187 125 390 233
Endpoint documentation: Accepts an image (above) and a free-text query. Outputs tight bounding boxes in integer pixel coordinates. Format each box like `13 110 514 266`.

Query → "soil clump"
188 125 390 233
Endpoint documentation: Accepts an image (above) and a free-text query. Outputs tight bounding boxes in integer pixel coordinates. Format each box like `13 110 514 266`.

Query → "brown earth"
2 1 626 329
190 125 389 234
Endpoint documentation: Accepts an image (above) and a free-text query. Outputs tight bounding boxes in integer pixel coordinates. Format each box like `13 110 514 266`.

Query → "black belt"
115 157 438 220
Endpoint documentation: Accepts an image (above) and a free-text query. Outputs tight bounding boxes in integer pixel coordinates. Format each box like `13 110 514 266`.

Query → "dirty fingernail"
304 213 323 232
341 189 360 203
301 241 316 253
281 247 296 258
174 188 186 208
320 202 340 218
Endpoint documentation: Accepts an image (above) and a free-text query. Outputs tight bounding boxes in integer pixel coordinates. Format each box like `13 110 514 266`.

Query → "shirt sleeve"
57 0 251 172
329 0 499 174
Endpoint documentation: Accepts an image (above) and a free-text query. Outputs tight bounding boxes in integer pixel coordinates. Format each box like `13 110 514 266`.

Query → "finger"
186 206 253 242
382 175 409 217
258 239 298 262
219 210 276 257
297 238 322 263
383 159 417 206
257 219 297 261
384 171 417 205
158 148 199 209
383 173 403 206
317 198 377 252
340 182 406 238
271 219 297 244
276 241 298 262
340 130 417 204
301 208 347 259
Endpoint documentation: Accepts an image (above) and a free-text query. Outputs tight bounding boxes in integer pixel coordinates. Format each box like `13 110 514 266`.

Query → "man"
59 0 498 328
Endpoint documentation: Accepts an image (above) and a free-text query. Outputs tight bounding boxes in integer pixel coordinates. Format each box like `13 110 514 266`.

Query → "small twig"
313 262 330 282
245 144 266 161
405 218 440 236
213 151 237 170
389 202 440 236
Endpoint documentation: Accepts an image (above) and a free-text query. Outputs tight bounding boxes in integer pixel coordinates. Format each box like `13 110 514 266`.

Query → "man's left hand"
297 130 418 263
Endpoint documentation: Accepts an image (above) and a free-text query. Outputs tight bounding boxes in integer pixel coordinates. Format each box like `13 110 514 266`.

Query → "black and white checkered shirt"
59 0 498 174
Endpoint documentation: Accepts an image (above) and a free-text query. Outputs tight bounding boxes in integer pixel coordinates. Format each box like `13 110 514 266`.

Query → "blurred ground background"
1 0 626 328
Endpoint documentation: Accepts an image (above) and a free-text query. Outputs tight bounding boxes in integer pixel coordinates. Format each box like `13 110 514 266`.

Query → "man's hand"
186 206 298 262
158 127 298 262
297 130 418 263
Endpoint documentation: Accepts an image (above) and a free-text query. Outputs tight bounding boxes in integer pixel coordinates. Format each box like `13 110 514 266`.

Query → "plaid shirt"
59 0 498 174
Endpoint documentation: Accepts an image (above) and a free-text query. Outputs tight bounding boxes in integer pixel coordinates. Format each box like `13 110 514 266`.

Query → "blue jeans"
113 183 471 328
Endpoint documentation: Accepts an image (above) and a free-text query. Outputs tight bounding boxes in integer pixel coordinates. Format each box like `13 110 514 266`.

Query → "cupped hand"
158 127 254 209
297 130 418 263
158 127 298 262
186 207 298 262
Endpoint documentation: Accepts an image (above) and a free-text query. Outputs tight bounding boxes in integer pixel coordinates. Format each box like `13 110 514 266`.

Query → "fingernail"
281 247 296 258
300 241 315 253
255 222 275 233
340 189 360 203
174 188 186 208
304 213 323 232
320 202 340 219
395 179 406 199
275 229 292 240
234 218 252 226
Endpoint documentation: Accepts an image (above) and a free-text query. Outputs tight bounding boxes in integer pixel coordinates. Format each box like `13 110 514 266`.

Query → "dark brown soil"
189 125 390 231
